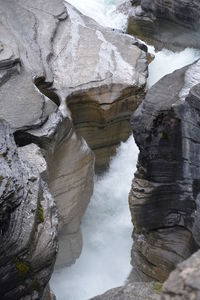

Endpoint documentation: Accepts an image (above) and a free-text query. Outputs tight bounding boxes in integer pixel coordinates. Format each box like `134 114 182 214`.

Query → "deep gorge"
1 0 200 300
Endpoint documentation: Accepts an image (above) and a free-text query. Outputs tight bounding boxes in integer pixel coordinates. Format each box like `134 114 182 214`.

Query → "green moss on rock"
14 257 30 275
153 282 163 294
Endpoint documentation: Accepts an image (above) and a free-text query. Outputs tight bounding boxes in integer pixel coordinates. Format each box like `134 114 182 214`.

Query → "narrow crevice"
34 76 61 106
14 130 40 147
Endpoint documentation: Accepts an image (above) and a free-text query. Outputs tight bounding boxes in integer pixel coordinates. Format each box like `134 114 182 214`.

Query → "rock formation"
90 282 161 300
59 3 148 172
161 249 200 300
0 120 58 300
0 0 148 297
127 0 200 49
129 59 200 281
90 249 200 300
0 0 94 269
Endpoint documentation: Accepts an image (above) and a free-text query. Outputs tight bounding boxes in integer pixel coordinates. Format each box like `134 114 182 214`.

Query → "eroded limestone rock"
0 0 95 270
0 120 58 300
0 0 148 297
51 3 148 172
129 60 200 281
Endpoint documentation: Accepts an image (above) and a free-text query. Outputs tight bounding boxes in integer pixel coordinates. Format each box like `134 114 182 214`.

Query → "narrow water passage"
51 1 200 299
51 137 138 300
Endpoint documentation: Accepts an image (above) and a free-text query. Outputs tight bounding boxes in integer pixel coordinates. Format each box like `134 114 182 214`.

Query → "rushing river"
51 1 200 299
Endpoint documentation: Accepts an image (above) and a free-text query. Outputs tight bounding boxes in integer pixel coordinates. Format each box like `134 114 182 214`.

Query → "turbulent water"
147 46 200 88
51 137 137 300
51 1 200 299
66 0 127 29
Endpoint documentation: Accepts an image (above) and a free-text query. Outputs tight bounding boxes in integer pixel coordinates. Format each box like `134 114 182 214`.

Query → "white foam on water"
65 0 127 29
51 1 200 300
147 46 200 88
51 137 138 300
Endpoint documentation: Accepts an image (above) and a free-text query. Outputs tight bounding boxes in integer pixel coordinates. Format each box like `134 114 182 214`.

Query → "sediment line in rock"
129 60 200 281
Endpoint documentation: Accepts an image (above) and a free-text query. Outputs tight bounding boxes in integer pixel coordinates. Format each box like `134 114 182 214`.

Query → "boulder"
129 59 200 281
161 250 200 300
90 282 161 300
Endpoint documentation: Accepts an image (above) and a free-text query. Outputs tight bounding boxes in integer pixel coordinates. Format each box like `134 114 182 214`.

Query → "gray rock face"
140 0 200 29
161 250 200 300
129 60 200 281
90 283 161 300
0 120 58 300
54 3 148 172
0 0 94 270
0 0 147 297
0 0 147 272
128 0 200 49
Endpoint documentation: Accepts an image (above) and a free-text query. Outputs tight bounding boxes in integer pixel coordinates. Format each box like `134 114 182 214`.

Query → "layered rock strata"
0 120 58 300
127 0 200 49
129 60 200 281
0 0 148 296
56 3 148 172
0 0 94 270
0 0 147 269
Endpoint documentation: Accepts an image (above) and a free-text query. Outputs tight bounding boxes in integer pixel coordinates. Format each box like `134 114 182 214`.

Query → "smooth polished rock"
0 2 147 298
51 3 148 172
129 60 200 281
0 0 95 270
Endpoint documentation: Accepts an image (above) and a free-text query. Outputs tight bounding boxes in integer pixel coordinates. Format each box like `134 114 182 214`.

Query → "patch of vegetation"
153 282 163 294
39 203 44 223
14 257 30 275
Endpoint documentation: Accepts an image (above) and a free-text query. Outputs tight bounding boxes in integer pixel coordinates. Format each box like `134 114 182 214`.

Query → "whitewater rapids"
51 1 200 299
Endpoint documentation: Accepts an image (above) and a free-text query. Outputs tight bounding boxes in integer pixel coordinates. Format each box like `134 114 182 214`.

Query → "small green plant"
162 131 168 140
39 203 44 223
153 282 163 294
14 257 30 275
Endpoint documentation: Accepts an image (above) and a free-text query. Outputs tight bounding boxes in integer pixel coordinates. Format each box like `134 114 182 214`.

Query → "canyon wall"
0 0 95 270
0 120 58 300
0 0 148 297
129 60 200 281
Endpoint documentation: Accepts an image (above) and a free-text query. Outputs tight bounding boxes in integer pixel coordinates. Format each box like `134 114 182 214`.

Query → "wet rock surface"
129 59 200 281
